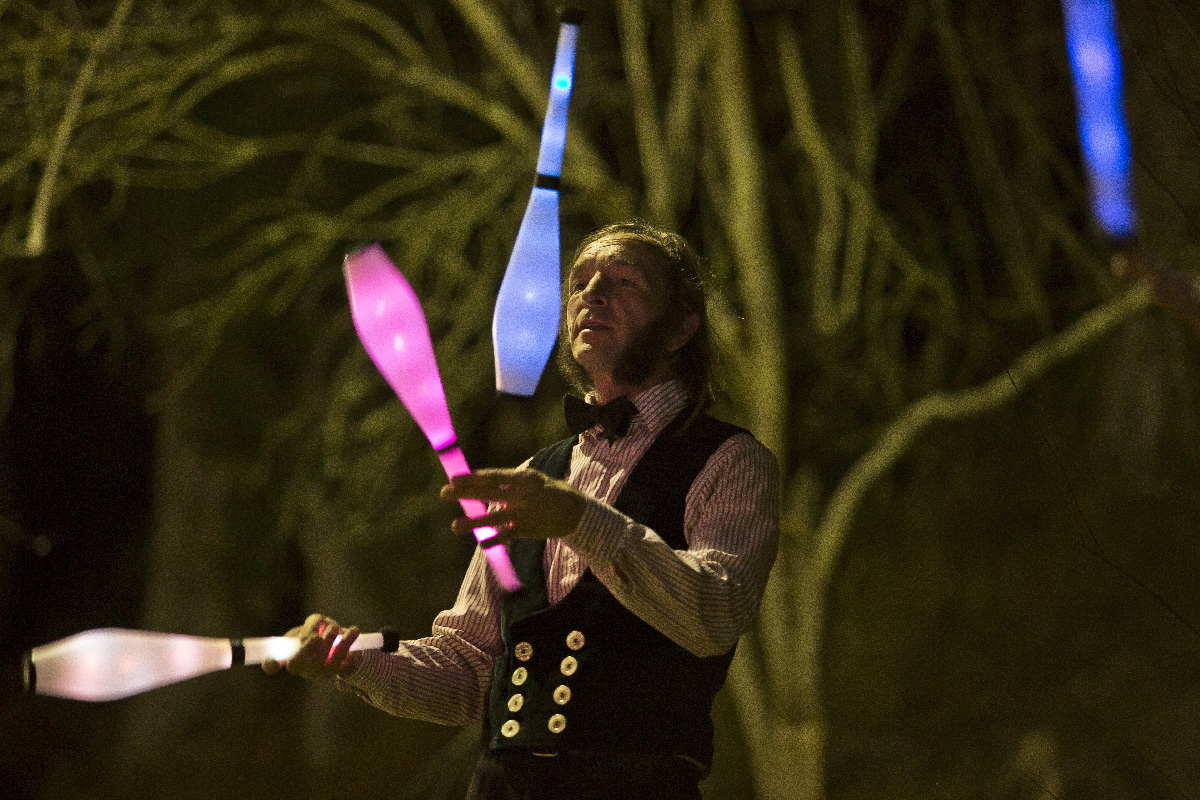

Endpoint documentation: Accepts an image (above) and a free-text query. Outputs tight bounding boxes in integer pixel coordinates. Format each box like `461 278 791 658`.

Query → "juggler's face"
565 235 697 399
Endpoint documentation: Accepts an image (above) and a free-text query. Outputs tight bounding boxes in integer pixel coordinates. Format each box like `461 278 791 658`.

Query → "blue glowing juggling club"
492 6 583 396
1061 0 1137 240
345 244 521 592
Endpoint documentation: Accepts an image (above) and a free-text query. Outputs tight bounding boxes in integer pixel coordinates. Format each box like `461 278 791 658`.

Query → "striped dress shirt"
342 380 779 725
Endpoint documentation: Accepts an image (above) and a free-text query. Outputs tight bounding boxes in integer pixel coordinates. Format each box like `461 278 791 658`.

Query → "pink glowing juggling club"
23 627 401 702
343 244 521 592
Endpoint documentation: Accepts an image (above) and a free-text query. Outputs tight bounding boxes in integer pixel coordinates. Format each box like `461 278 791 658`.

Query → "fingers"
441 468 586 544
441 469 547 503
262 614 328 675
325 626 359 668
301 613 327 638
264 616 368 682
283 615 354 680
451 509 516 537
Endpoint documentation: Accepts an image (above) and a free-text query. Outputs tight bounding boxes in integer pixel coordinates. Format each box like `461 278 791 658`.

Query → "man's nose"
581 273 608 304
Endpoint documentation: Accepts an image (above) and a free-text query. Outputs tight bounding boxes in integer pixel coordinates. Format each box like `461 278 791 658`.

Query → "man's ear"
666 310 701 355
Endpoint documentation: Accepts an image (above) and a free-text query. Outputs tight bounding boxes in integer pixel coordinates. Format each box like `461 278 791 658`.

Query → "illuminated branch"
663 1 705 220
839 1 877 332
788 283 1152 800
814 283 1150 582
617 0 674 228
706 0 788 464
929 0 1050 327
778 20 958 338
777 24 847 336
25 0 133 257
446 0 635 220
317 0 426 63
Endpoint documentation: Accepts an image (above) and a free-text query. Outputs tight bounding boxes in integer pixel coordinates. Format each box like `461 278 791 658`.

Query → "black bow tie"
564 394 638 444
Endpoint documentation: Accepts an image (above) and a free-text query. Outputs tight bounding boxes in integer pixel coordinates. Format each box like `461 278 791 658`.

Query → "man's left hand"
441 468 587 544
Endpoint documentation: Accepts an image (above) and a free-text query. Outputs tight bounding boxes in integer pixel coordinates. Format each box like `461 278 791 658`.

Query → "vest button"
501 719 520 738
552 684 571 705
515 641 533 661
548 713 567 734
565 630 585 650
559 655 578 676
512 666 528 686
508 693 524 712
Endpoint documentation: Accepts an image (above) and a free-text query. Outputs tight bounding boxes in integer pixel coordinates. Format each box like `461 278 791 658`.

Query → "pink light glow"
30 629 232 701
437 446 520 591
27 630 393 701
326 633 344 664
344 245 521 592
344 244 457 451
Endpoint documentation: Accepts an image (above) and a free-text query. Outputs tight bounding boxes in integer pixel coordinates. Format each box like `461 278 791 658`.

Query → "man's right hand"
261 613 361 681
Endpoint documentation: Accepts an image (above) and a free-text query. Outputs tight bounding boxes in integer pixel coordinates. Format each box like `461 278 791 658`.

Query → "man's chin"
572 343 615 370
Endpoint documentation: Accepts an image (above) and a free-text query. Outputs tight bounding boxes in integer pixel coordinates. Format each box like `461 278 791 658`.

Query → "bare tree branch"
785 283 1152 800
25 0 133 257
616 0 673 227
929 0 1050 328
704 0 788 464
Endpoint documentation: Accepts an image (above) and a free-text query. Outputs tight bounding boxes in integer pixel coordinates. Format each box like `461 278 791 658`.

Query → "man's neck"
588 377 683 407
590 382 651 405
588 364 677 404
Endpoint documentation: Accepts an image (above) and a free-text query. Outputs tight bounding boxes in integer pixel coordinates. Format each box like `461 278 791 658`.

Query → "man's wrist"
336 650 364 681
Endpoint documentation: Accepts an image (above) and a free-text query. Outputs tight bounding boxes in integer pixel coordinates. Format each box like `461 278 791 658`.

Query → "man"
269 222 779 799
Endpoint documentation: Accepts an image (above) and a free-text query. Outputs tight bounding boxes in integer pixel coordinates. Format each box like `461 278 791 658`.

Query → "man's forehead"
571 234 657 273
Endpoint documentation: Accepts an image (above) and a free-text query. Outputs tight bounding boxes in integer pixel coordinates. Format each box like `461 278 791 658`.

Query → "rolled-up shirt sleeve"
565 432 779 657
336 546 503 725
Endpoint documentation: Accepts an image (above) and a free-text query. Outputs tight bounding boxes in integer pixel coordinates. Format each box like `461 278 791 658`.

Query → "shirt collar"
583 379 691 442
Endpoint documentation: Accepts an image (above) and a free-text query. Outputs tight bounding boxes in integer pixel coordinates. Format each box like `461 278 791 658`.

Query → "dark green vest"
484 410 745 768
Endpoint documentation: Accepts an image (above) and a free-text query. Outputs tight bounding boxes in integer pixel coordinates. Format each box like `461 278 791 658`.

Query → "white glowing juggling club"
1061 0 1136 240
492 5 583 396
343 244 521 592
23 627 400 702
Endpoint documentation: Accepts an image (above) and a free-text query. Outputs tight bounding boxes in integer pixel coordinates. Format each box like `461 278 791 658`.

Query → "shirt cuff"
567 496 633 565
336 649 380 689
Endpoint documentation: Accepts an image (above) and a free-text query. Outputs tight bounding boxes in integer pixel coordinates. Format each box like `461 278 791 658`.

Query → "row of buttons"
513 630 586 663
509 654 577 687
501 714 566 737
507 684 572 713
501 631 586 739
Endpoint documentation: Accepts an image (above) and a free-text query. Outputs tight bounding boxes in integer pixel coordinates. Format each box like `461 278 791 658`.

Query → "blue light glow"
1061 0 1137 239
534 23 578 179
493 188 561 396
492 20 579 395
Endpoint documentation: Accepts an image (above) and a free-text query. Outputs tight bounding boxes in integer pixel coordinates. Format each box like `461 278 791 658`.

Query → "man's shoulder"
697 422 777 476
686 410 762 448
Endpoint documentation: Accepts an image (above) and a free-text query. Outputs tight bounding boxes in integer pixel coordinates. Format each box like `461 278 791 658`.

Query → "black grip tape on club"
561 4 584 25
